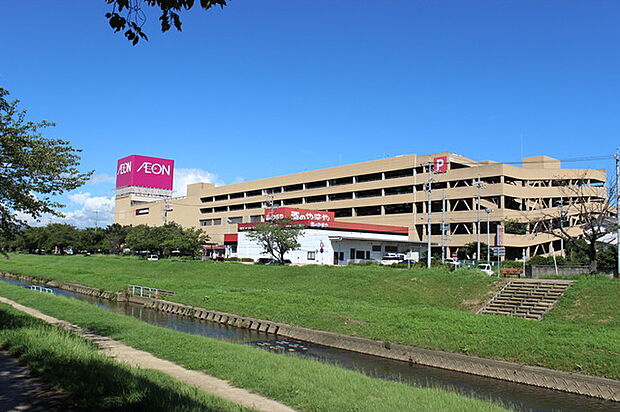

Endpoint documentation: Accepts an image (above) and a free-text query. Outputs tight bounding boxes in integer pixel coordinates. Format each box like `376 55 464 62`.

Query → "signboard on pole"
496 224 504 246
491 246 506 257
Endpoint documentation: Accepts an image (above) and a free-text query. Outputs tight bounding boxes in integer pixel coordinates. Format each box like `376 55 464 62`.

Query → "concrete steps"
477 279 572 320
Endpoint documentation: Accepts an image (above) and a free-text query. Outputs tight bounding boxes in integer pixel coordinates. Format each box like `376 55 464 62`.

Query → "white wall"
235 229 418 265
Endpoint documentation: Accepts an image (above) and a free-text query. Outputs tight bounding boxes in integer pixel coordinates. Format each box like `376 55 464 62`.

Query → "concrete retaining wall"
2 272 619 402
526 265 591 278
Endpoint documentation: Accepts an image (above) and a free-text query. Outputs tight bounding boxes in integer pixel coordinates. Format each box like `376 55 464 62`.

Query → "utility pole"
616 148 619 278
475 175 483 261
426 161 434 268
485 208 492 262
441 190 447 263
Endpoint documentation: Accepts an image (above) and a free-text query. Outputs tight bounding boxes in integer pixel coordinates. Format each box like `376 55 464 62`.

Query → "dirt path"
0 296 296 412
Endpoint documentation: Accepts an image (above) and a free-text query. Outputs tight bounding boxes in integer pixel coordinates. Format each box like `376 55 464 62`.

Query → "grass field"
0 254 619 380
0 281 509 412
0 302 248 411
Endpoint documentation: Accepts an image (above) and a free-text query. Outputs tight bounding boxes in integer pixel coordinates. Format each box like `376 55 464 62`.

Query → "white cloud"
16 193 116 228
173 168 222 196
89 173 115 184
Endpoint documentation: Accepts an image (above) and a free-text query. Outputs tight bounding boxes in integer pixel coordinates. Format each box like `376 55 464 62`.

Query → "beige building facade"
114 152 607 260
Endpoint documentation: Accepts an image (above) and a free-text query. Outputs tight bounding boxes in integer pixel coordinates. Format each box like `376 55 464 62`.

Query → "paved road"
0 350 81 412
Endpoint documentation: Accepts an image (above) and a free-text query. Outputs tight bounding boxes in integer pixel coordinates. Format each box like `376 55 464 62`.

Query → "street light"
485 208 492 262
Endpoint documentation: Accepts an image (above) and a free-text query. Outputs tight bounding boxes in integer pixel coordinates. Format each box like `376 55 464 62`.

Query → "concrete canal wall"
2 271 619 402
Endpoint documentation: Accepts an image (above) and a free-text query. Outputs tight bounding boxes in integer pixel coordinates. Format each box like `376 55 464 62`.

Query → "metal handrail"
127 284 175 298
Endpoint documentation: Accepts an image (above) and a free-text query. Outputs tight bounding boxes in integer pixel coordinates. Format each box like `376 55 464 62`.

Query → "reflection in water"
2 278 619 412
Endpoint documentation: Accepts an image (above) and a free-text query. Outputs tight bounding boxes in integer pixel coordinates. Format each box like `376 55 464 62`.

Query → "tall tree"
0 88 91 240
245 219 303 264
105 0 228 45
531 175 617 274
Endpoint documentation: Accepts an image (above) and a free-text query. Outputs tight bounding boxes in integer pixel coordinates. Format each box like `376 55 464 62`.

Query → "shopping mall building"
114 153 607 261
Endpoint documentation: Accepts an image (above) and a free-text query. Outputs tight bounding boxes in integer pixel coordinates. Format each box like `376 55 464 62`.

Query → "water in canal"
2 278 618 412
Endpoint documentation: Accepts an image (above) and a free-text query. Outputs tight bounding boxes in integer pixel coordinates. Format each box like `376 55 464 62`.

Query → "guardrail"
29 285 54 294
127 285 175 299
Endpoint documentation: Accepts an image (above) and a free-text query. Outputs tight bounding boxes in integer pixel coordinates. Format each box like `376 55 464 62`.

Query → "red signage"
433 156 448 173
264 207 334 225
116 155 174 190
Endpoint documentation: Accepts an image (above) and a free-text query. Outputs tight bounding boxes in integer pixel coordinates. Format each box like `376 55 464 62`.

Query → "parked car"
477 263 494 276
380 253 405 265
147 254 159 261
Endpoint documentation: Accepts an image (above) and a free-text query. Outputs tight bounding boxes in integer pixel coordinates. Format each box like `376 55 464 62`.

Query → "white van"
147 254 159 261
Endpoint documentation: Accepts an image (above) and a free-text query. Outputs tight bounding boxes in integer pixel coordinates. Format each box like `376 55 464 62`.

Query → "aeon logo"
137 162 171 175
117 161 132 175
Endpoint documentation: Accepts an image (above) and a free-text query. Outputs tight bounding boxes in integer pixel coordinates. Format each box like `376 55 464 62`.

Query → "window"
306 195 327 203
246 190 262 197
329 176 354 186
365 251 371 260
328 192 353 201
306 180 327 189
384 185 413 196
229 204 244 211
135 208 149 215
385 246 398 253
372 245 382 252
200 196 214 203
250 215 263 223
355 206 381 216
228 217 243 224
385 168 413 179
332 208 353 218
384 203 413 215
200 207 213 214
214 206 228 212
307 251 316 260
214 194 228 201
356 189 382 199
339 252 344 261
356 250 366 259
246 202 262 209
230 192 245 199
283 197 303 205
284 184 304 192
356 172 383 183
199 218 222 226
350 248 355 259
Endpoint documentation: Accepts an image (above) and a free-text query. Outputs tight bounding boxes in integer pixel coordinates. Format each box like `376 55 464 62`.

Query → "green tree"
125 225 158 255
104 223 129 253
245 219 303 264
42 224 78 253
76 227 107 253
105 0 228 45
0 87 91 240
458 242 488 261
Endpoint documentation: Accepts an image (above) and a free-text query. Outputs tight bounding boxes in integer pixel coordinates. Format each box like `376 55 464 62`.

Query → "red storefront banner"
237 208 408 235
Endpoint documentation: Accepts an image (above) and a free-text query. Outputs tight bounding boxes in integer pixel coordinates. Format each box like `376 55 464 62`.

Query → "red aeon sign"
433 156 448 173
116 155 174 190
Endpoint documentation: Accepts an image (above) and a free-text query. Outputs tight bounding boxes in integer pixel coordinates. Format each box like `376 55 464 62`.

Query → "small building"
228 207 426 265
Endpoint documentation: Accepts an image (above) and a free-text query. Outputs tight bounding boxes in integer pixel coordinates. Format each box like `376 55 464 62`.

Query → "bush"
225 257 239 262
348 261 377 266
240 258 254 262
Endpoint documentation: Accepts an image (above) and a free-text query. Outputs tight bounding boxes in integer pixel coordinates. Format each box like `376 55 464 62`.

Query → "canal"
1 278 618 412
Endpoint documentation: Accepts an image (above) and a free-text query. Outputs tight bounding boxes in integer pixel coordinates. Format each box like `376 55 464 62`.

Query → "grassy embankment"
0 281 509 412
0 254 619 380
0 302 247 411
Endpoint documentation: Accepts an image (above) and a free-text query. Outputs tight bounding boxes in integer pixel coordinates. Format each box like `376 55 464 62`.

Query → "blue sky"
1 1 618 226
